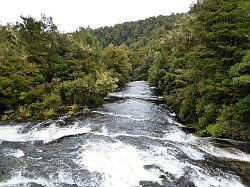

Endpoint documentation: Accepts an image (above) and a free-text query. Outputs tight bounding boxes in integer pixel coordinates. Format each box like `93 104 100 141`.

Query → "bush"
41 108 56 119
63 77 95 105
82 106 90 115
216 96 250 141
43 93 62 109
17 106 31 120
206 124 225 138
95 71 118 95
1 114 10 121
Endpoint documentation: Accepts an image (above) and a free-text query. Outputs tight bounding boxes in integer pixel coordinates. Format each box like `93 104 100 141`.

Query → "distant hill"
94 13 184 47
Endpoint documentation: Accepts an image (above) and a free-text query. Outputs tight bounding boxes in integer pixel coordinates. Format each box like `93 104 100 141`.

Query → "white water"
163 128 197 143
0 122 91 144
0 170 80 187
108 93 163 101
1 121 248 186
0 171 53 187
0 81 249 187
75 139 245 187
76 141 162 187
1 120 249 163
199 143 250 162
4 149 25 158
92 111 149 121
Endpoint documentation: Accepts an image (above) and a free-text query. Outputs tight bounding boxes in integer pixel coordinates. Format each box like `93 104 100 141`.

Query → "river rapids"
0 81 249 187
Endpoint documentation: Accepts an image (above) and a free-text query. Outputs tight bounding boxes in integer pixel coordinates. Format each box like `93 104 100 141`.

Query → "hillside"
94 13 184 47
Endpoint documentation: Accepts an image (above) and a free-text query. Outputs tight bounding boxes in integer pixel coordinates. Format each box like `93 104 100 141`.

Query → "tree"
101 44 131 85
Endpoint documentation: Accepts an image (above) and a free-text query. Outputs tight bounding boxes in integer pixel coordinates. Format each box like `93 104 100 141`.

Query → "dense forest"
0 0 249 141
0 16 131 121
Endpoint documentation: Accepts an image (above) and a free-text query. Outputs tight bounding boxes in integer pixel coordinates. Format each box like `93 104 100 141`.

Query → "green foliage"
95 71 118 95
101 44 131 85
62 77 94 105
67 104 79 116
41 108 56 119
229 62 250 77
95 14 180 47
43 93 62 109
0 15 120 121
82 106 91 115
206 124 226 138
17 106 32 120
216 96 250 141
100 0 249 141
0 0 249 141
178 85 198 123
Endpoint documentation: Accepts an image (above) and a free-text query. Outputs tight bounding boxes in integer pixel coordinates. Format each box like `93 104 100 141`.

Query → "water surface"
0 81 249 187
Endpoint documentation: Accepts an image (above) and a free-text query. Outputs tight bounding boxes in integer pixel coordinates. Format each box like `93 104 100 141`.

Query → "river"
0 81 249 187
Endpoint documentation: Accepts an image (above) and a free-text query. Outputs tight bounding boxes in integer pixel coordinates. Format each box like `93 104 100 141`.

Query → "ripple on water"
199 143 250 162
0 81 249 187
0 122 92 144
75 141 163 187
73 138 245 187
4 149 25 158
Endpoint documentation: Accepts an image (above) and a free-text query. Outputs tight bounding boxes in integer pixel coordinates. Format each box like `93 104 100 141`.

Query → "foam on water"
191 171 245 187
141 145 186 178
93 110 178 125
0 171 53 187
169 112 176 117
0 122 91 143
92 111 148 121
179 145 204 160
75 139 245 187
108 93 163 101
0 81 248 186
5 149 25 158
144 146 245 187
92 126 250 164
49 170 75 185
76 141 162 187
199 143 250 162
0 170 80 187
0 125 27 143
162 128 250 162
163 128 197 143
92 126 182 143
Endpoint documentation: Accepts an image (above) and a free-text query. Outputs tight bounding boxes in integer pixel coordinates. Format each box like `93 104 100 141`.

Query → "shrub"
17 106 31 120
41 108 56 119
206 124 225 138
82 106 90 115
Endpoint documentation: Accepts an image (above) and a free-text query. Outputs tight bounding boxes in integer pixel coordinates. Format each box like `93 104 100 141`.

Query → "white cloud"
0 0 194 31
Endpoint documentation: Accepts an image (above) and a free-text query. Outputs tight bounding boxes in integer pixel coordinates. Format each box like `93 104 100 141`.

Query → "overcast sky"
0 0 195 32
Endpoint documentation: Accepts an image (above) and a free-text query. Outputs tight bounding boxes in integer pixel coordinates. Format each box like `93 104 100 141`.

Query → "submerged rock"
28 183 44 187
0 166 11 182
176 175 195 187
139 181 162 187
